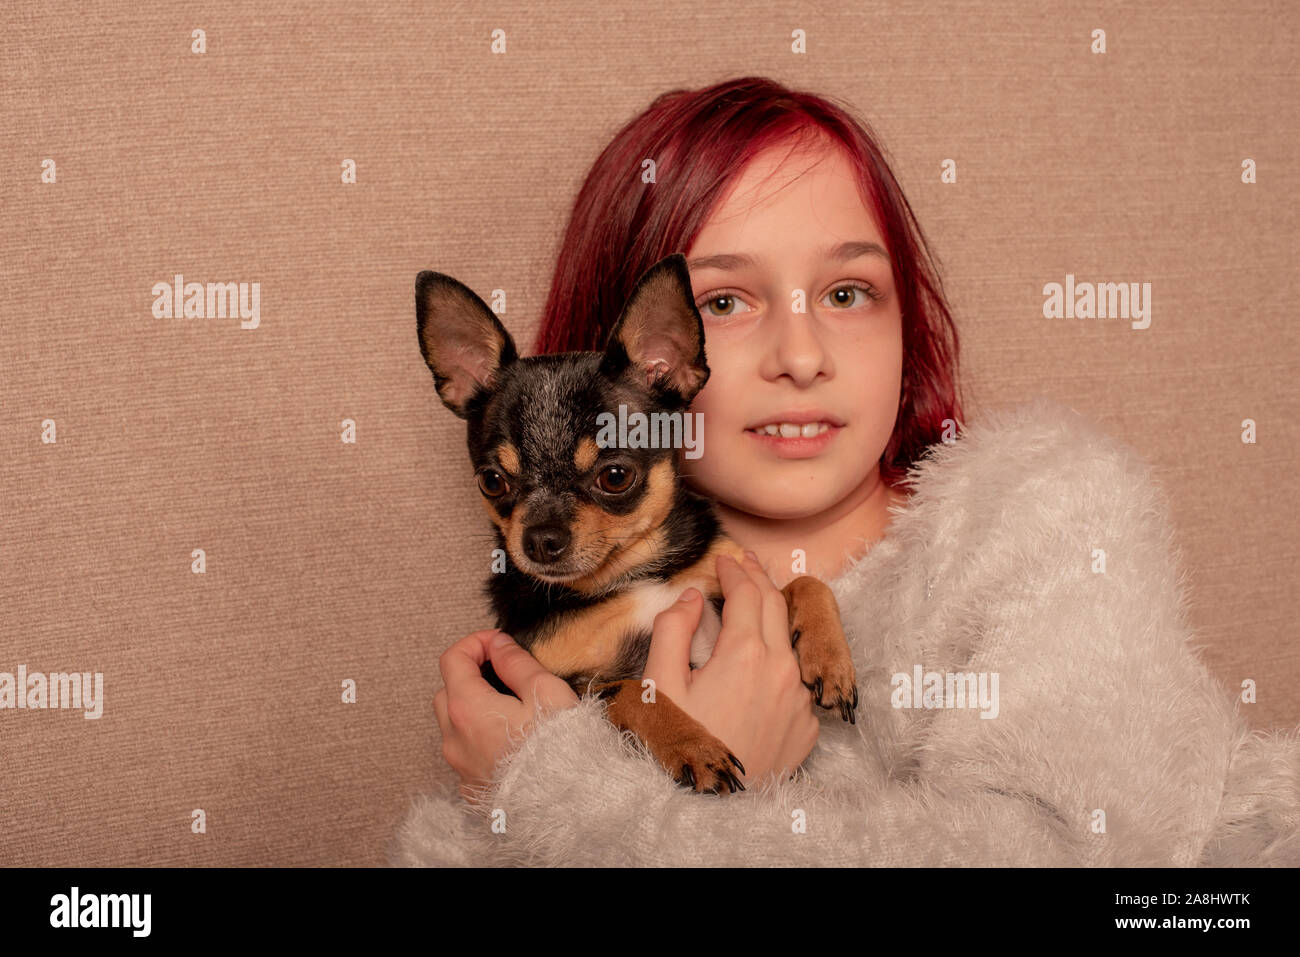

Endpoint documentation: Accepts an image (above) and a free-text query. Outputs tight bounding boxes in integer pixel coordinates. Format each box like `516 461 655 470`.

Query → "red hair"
533 76 965 487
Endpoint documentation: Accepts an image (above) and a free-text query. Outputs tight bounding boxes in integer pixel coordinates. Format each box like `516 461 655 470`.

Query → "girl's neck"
715 470 906 588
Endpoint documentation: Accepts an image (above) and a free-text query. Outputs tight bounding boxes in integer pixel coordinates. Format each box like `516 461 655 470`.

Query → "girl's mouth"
744 422 842 458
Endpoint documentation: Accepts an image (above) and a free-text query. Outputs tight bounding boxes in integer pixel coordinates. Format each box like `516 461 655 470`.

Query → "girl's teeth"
757 422 831 437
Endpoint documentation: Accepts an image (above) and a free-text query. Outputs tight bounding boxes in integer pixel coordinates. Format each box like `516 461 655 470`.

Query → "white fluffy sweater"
391 398 1300 867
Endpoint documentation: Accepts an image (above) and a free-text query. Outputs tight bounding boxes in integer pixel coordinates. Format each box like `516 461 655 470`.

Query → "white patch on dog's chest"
625 577 722 669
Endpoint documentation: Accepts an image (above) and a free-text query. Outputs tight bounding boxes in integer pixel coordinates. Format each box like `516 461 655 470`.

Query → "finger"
487 631 574 711
433 685 450 735
737 548 778 595
713 553 764 657
440 631 519 719
737 550 797 653
643 587 704 691
439 629 497 691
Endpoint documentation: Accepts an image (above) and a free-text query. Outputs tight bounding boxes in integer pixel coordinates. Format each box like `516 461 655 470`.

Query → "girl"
396 77 1299 867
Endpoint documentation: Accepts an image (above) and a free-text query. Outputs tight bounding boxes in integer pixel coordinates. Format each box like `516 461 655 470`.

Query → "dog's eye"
595 465 635 494
477 469 508 498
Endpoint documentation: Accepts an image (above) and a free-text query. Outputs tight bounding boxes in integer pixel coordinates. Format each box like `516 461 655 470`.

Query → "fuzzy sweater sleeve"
391 398 1300 867
392 692 1079 867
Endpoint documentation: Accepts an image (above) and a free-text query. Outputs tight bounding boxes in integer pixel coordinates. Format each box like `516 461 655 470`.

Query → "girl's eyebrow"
687 241 890 272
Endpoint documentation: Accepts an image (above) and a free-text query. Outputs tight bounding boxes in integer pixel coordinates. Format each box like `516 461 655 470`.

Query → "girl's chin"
720 489 839 521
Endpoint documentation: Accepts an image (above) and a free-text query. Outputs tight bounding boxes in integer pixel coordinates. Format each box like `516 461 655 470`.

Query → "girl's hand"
642 551 820 788
433 629 579 803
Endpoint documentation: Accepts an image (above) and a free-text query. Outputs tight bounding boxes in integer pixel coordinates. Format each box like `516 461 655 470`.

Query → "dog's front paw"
660 730 747 795
791 624 859 724
595 679 747 795
783 576 860 725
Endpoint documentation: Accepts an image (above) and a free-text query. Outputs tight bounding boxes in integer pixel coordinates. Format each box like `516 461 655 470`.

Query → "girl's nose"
763 305 831 386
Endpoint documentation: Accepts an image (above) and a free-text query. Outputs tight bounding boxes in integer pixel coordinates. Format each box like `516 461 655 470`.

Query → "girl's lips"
744 424 843 459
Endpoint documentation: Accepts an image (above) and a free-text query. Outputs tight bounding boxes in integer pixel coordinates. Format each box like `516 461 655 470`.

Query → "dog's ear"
416 271 518 418
599 253 710 405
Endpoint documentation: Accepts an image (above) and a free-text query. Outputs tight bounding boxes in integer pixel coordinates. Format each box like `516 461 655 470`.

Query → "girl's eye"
595 465 636 494
696 291 752 318
824 282 885 309
696 282 884 317
477 469 508 498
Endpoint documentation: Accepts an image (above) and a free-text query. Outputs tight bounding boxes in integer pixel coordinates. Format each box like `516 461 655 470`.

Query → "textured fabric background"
2 0 1296 866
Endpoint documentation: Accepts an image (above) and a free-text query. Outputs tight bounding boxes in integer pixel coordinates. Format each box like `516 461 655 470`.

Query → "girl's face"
679 143 904 520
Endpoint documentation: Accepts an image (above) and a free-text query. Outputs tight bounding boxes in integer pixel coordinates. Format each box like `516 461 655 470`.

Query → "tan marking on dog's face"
478 451 525 564
496 442 520 476
565 458 677 595
479 496 508 533
573 437 599 472
500 501 531 566
567 498 623 560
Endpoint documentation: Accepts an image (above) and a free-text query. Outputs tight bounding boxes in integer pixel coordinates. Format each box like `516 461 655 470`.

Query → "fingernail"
743 550 759 563
490 631 511 647
678 588 698 602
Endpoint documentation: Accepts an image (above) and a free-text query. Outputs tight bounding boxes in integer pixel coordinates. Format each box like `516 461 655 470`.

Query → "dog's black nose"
523 524 571 564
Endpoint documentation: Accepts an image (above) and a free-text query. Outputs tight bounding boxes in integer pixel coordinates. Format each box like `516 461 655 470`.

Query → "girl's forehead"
689 144 881 252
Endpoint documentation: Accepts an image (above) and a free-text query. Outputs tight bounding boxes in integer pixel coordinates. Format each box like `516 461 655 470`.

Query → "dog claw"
703 767 723 795
662 734 745 795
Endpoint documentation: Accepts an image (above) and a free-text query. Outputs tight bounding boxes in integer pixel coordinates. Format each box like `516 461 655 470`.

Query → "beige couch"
2 0 1295 866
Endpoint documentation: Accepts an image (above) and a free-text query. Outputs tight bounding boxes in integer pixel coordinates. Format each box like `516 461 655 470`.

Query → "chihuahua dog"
415 253 858 794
